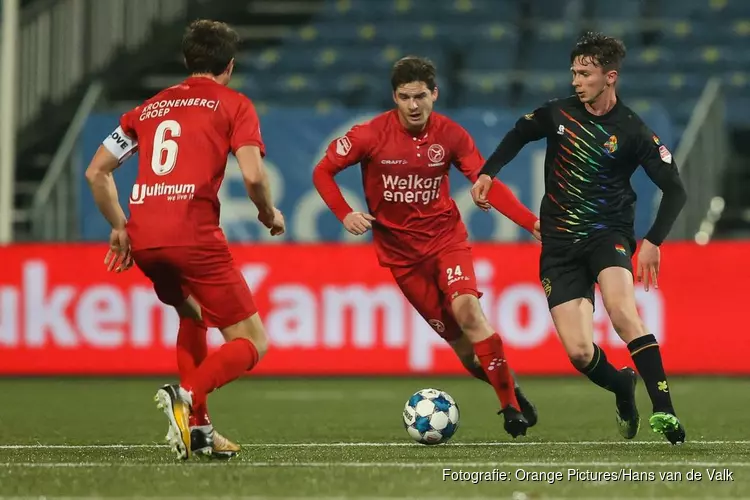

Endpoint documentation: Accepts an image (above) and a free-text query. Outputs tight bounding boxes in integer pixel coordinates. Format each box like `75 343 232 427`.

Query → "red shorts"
132 245 257 329
390 243 480 342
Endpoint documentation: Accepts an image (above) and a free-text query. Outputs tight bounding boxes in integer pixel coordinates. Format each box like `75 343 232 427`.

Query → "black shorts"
539 232 636 310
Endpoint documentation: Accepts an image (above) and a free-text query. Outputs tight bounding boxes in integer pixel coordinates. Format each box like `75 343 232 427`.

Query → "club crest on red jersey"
335 136 352 156
427 144 445 165
428 319 445 333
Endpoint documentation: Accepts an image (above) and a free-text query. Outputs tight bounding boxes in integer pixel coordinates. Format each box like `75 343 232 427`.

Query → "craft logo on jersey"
603 135 618 154
427 144 445 166
653 135 661 145
130 182 195 205
615 244 627 256
335 136 352 156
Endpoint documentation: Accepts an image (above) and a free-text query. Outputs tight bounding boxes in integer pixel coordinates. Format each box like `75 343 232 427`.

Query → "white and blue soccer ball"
402 388 460 445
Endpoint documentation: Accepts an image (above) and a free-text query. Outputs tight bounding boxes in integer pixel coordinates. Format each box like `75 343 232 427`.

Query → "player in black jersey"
471 32 687 445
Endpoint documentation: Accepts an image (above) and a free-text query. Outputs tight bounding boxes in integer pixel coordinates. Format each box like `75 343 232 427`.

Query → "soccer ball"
402 388 460 445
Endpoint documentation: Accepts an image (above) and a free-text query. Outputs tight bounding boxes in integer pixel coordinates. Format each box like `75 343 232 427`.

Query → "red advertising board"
0 242 746 375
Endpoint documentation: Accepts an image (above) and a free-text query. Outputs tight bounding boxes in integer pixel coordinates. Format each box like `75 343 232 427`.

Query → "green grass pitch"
0 376 748 498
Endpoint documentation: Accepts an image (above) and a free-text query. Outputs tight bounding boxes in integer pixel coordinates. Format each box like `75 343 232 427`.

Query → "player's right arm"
479 102 553 179
88 109 140 272
231 98 283 234
312 125 375 236
472 102 553 209
235 145 280 231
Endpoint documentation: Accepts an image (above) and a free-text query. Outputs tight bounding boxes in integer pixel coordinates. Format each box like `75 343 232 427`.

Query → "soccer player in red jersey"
84 20 284 460
313 56 541 438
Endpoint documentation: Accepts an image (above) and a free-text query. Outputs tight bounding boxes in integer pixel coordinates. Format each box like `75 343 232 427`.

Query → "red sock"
473 333 519 411
183 338 259 409
176 317 211 427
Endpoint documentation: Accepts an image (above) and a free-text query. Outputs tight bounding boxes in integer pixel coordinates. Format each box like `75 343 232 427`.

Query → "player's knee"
566 342 595 370
250 334 268 359
606 303 643 340
175 297 202 321
222 313 269 359
451 295 489 338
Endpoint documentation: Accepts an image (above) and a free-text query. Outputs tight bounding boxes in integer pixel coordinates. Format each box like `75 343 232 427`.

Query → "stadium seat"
624 46 680 72
430 0 520 23
319 0 519 23
455 71 514 107
656 0 750 20
619 72 708 100
591 1 643 20
463 43 518 72
675 46 750 72
520 72 573 103
238 0 749 143
524 38 578 71
528 0 583 22
589 20 642 49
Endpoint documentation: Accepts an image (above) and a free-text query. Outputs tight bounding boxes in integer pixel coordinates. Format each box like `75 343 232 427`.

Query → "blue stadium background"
14 0 747 243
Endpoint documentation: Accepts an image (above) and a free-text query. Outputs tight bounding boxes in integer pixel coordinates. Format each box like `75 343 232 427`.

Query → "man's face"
571 55 616 104
393 81 437 129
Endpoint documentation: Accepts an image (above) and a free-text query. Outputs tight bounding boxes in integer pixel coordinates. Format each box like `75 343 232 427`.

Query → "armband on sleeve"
102 126 138 163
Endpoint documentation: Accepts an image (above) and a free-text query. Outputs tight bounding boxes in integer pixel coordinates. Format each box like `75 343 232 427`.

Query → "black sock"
577 344 627 395
628 334 675 415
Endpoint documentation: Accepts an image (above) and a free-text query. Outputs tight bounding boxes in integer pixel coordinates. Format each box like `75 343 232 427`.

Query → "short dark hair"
182 20 240 76
570 32 626 72
390 56 437 92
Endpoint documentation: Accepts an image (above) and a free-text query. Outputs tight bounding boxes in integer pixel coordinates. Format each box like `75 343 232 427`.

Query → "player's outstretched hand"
270 207 285 236
343 212 375 236
105 228 133 273
636 239 660 291
471 174 493 211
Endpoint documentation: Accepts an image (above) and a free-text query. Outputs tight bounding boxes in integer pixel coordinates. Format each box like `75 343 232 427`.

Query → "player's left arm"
85 123 138 230
633 125 687 290
452 124 538 235
635 125 687 246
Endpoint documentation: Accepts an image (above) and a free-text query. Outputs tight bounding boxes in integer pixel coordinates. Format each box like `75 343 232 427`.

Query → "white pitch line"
0 440 748 450
1 461 749 468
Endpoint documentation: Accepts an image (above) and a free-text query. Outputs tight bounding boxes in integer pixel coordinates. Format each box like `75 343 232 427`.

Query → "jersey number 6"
152 119 181 176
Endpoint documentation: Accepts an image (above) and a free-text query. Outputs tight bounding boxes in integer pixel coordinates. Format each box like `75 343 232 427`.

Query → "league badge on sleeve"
658 144 672 164
336 136 352 156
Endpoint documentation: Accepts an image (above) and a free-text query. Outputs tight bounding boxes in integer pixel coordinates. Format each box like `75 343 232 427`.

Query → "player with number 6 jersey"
85 20 284 461
313 56 541 438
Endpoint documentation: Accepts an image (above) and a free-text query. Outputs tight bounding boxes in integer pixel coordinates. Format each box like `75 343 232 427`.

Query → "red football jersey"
318 110 485 267
108 77 264 250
